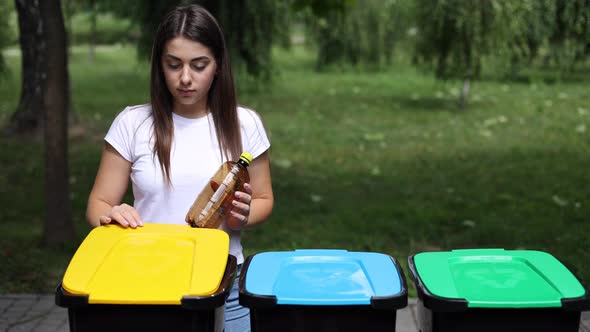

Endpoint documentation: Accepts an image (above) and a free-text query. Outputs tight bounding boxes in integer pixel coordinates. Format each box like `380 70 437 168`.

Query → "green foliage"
213 0 291 80
95 0 177 60
67 12 137 45
506 0 555 63
414 0 590 80
546 0 590 69
414 0 503 79
490 0 590 76
0 1 14 76
308 0 413 70
292 0 355 17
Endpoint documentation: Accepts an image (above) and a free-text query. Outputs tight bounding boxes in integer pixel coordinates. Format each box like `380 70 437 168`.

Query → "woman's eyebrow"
164 54 210 62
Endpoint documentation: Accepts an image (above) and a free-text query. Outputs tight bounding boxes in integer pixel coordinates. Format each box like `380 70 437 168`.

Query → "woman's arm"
86 143 143 228
227 150 273 230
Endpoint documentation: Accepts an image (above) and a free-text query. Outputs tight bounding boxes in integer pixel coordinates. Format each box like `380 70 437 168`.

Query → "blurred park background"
0 0 589 294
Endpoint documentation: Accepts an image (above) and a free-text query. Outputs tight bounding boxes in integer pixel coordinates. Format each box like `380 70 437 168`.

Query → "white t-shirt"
105 104 270 264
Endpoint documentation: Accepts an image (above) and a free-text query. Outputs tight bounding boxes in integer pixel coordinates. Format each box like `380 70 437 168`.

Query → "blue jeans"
224 264 250 332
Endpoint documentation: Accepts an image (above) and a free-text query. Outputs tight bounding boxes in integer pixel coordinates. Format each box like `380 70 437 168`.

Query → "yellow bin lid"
62 224 230 305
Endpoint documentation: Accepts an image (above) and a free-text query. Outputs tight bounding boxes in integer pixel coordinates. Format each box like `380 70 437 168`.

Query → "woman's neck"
173 100 209 119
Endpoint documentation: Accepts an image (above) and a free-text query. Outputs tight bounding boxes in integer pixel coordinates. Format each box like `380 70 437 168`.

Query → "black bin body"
248 304 399 332
416 298 582 332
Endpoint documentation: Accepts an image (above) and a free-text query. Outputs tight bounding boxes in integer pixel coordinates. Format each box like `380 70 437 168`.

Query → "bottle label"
197 164 240 222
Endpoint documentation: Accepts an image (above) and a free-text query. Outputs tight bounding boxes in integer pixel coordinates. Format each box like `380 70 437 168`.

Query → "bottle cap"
240 152 253 165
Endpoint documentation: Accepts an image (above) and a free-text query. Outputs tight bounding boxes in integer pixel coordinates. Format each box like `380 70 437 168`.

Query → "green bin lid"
413 249 586 308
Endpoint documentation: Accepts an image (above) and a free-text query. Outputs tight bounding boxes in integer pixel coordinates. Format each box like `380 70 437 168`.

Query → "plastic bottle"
185 152 253 228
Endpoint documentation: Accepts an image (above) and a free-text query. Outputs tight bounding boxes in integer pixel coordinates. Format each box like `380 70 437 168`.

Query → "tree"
6 1 45 135
414 0 590 96
547 0 590 70
502 0 590 76
41 0 75 247
7 0 73 136
414 0 505 110
205 0 288 80
10 0 74 246
305 0 411 70
508 0 554 67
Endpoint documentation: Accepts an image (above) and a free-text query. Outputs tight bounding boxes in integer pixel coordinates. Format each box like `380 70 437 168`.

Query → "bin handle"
407 255 468 312
370 255 408 310
181 254 237 310
238 254 278 308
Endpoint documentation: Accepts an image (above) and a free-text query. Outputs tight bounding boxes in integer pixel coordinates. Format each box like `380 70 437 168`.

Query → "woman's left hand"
227 182 253 230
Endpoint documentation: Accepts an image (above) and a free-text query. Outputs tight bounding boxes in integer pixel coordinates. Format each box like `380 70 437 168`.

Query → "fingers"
129 207 144 227
233 189 251 215
105 204 144 228
234 183 252 205
99 216 112 225
231 198 250 216
227 210 248 230
110 211 132 228
228 183 252 230
242 183 253 195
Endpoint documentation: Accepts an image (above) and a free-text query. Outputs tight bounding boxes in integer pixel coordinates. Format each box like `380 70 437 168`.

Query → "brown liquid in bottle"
186 152 252 228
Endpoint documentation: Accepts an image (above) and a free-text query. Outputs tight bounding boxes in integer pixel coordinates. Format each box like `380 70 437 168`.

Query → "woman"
86 5 273 331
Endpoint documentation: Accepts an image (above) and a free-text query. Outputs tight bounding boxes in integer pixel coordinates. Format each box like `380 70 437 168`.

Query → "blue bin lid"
243 249 405 306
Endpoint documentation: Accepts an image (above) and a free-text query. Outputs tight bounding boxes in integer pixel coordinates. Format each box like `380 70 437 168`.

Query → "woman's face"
161 36 218 115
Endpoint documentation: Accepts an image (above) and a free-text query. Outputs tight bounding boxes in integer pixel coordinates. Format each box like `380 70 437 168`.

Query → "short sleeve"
239 107 271 159
104 107 135 162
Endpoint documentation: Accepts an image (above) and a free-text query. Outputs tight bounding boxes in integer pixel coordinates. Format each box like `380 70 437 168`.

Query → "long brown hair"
150 5 241 184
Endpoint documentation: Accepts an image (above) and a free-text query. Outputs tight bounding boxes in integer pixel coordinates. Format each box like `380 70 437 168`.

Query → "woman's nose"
180 66 191 85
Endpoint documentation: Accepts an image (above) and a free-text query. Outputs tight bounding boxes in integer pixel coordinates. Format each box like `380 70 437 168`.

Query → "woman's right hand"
99 203 144 228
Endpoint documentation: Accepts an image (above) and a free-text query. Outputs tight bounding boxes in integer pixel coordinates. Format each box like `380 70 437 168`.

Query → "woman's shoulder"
114 103 152 124
120 103 152 117
237 105 264 126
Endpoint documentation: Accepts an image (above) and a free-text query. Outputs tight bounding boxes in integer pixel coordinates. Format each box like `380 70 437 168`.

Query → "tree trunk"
88 0 96 63
7 0 45 136
458 78 470 112
39 0 74 247
458 22 472 112
63 0 73 54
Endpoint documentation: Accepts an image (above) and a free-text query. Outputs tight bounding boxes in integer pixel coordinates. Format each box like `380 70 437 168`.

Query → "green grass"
1 45 589 295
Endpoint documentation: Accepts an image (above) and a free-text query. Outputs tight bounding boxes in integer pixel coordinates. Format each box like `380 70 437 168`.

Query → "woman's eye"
167 63 180 70
192 64 206 71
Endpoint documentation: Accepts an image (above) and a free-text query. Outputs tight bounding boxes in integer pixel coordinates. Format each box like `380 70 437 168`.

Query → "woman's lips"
178 89 195 97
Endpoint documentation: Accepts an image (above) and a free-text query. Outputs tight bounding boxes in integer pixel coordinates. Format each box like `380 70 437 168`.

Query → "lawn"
0 44 589 294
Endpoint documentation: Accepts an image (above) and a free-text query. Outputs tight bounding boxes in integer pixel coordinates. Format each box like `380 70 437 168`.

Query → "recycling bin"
55 224 236 332
239 249 408 332
408 249 590 332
